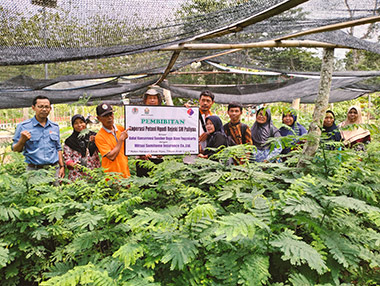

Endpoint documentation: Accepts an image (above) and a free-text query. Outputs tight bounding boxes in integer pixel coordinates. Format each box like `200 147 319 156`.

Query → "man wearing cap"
12 95 65 178
136 88 164 177
95 103 130 178
143 88 162 106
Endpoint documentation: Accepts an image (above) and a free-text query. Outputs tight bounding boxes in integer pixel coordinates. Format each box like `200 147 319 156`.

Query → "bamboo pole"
161 40 347 51
22 108 29 121
197 49 242 62
188 0 308 41
163 87 174 106
291 98 301 110
297 48 335 169
180 15 380 61
155 51 181 85
171 71 241 75
275 15 380 41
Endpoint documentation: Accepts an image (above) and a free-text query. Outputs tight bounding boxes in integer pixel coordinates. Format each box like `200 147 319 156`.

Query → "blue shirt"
13 117 62 165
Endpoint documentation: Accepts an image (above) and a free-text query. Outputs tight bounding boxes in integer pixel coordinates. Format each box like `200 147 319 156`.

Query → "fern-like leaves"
161 237 198 270
185 204 216 224
215 213 269 241
270 229 328 274
113 241 144 268
321 233 360 269
40 263 116 286
239 253 270 286
0 243 10 268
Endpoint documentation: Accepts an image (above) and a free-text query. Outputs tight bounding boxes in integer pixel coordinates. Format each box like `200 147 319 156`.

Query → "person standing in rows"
64 114 101 181
223 102 252 145
250 107 282 162
197 90 215 150
198 115 229 159
184 90 215 164
12 95 65 178
95 102 130 178
136 88 164 177
279 108 307 155
339 105 371 150
321 110 341 149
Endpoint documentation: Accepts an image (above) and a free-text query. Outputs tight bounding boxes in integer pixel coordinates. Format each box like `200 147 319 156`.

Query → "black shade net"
0 0 379 108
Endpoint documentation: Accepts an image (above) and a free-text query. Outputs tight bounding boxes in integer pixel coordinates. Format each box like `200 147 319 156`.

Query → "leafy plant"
0 140 379 285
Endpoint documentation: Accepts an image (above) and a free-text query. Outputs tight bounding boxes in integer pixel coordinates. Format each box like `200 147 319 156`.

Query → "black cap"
71 114 86 126
96 103 114 117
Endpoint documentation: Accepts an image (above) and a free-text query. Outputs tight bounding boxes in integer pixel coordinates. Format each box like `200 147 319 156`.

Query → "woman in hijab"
64 114 100 181
322 110 341 142
251 107 282 162
198 115 229 159
279 109 307 154
338 106 371 150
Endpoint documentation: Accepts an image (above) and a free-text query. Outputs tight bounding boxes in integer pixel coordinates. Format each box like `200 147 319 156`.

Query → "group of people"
12 95 128 180
195 91 371 162
12 90 372 181
12 90 164 181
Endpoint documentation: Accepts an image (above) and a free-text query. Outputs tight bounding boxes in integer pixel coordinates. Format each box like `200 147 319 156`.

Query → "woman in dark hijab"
64 114 100 181
198 115 229 159
279 109 307 154
322 110 341 142
250 107 282 162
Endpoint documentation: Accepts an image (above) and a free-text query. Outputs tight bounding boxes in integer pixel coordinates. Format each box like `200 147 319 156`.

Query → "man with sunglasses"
12 95 65 178
95 102 130 178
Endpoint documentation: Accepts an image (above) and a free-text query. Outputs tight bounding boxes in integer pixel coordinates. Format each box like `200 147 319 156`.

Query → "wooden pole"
155 51 181 85
163 87 174 106
189 0 308 41
367 94 371 122
275 15 380 41
197 49 242 62
22 108 29 120
291 98 301 110
161 40 347 51
297 48 335 169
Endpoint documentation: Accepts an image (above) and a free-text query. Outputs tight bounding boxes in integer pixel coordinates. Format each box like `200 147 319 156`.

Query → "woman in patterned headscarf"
250 107 282 162
279 108 307 155
338 106 371 149
64 114 100 181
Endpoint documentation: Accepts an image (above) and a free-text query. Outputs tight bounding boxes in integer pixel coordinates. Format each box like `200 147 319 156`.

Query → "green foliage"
270 229 328 275
0 140 380 285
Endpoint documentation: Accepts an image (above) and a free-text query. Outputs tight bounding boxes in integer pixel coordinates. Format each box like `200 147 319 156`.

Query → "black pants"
136 158 163 177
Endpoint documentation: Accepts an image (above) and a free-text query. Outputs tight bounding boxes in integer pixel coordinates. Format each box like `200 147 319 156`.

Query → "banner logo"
187 108 194 116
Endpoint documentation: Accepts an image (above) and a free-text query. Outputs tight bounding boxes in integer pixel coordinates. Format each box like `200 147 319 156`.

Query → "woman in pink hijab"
338 106 371 149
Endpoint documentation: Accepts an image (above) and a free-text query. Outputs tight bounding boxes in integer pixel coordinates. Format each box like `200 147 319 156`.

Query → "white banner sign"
125 105 199 155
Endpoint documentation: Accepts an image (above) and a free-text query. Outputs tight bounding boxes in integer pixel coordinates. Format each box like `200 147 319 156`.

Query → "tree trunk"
22 108 29 120
297 48 335 169
163 87 174 106
291 98 300 110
